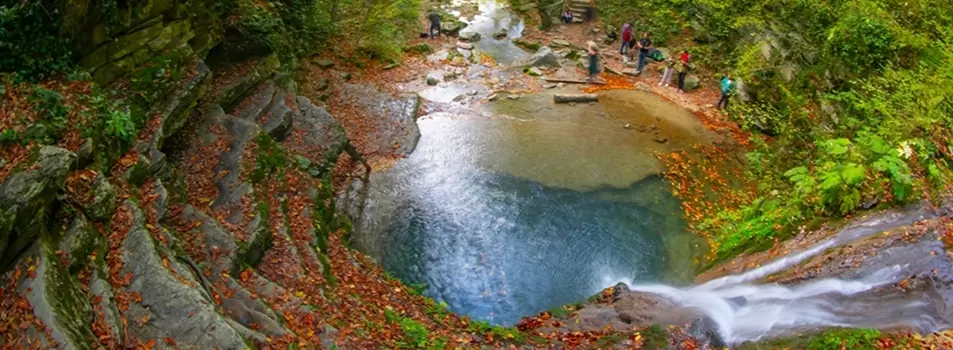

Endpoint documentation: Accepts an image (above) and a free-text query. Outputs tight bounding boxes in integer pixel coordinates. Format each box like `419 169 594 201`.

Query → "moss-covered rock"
81 20 165 72
0 146 76 269
207 54 281 110
85 173 117 222
58 214 105 273
16 237 97 349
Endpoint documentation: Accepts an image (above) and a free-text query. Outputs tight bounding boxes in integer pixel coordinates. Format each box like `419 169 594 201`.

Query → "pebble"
507 94 520 100
488 94 499 101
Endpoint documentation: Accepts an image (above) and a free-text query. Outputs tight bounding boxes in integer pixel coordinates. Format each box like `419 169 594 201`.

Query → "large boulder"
293 97 349 164
440 21 468 35
683 75 701 91
134 59 212 179
85 173 117 222
521 46 561 68
0 146 76 269
204 54 281 110
119 201 248 348
459 31 481 42
13 239 98 349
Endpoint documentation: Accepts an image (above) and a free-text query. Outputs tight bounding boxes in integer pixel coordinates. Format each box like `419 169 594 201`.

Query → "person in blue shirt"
636 32 653 73
717 73 735 110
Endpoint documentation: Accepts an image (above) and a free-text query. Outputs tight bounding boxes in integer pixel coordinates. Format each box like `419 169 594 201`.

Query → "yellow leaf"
294 291 305 299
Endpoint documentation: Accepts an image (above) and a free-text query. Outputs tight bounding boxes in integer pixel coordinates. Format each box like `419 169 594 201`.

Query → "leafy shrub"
0 3 72 81
398 317 429 348
807 328 882 350
824 7 897 74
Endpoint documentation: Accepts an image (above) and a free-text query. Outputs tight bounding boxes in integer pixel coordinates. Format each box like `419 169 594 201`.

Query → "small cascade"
616 204 951 345
628 266 944 344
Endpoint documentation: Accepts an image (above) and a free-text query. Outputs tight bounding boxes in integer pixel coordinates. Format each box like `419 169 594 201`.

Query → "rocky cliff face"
0 1 365 347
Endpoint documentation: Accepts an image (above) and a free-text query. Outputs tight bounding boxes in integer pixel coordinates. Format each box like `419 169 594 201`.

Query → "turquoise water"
353 104 708 324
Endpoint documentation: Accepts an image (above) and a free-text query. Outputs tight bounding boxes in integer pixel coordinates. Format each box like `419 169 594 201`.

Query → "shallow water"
456 0 529 64
352 89 711 325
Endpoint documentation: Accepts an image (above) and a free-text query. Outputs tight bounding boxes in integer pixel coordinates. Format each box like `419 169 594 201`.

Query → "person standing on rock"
427 8 441 39
717 73 736 110
620 23 632 57
636 32 653 73
677 49 692 93
586 41 600 83
659 58 675 87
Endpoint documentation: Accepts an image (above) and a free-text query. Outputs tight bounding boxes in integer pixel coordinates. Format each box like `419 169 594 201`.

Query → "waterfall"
626 266 945 344
613 205 950 344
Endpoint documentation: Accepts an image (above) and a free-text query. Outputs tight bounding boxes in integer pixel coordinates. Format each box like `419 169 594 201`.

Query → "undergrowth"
603 0 953 263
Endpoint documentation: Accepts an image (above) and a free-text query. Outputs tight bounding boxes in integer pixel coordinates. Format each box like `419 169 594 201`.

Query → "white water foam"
601 212 949 344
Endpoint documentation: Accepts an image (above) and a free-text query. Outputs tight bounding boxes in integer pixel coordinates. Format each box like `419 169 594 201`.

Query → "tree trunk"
553 94 599 103
536 0 557 30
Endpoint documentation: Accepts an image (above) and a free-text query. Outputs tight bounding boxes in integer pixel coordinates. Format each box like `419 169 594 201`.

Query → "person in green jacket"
586 41 600 83
717 73 735 110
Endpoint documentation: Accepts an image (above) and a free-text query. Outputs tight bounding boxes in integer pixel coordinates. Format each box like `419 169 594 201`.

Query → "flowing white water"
627 266 945 344
615 207 950 344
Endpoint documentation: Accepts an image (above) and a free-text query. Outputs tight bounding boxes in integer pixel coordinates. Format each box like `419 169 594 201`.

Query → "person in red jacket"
677 49 692 93
620 23 632 56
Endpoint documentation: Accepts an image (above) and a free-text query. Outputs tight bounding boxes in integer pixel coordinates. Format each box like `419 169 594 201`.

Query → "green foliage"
604 0 953 263
27 87 71 143
824 6 897 74
639 325 669 350
251 133 288 183
350 0 420 62
548 305 573 318
424 299 450 316
398 317 429 348
408 283 428 296
807 328 882 350
129 51 190 107
384 307 449 349
468 320 523 342
230 0 419 65
0 3 73 81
